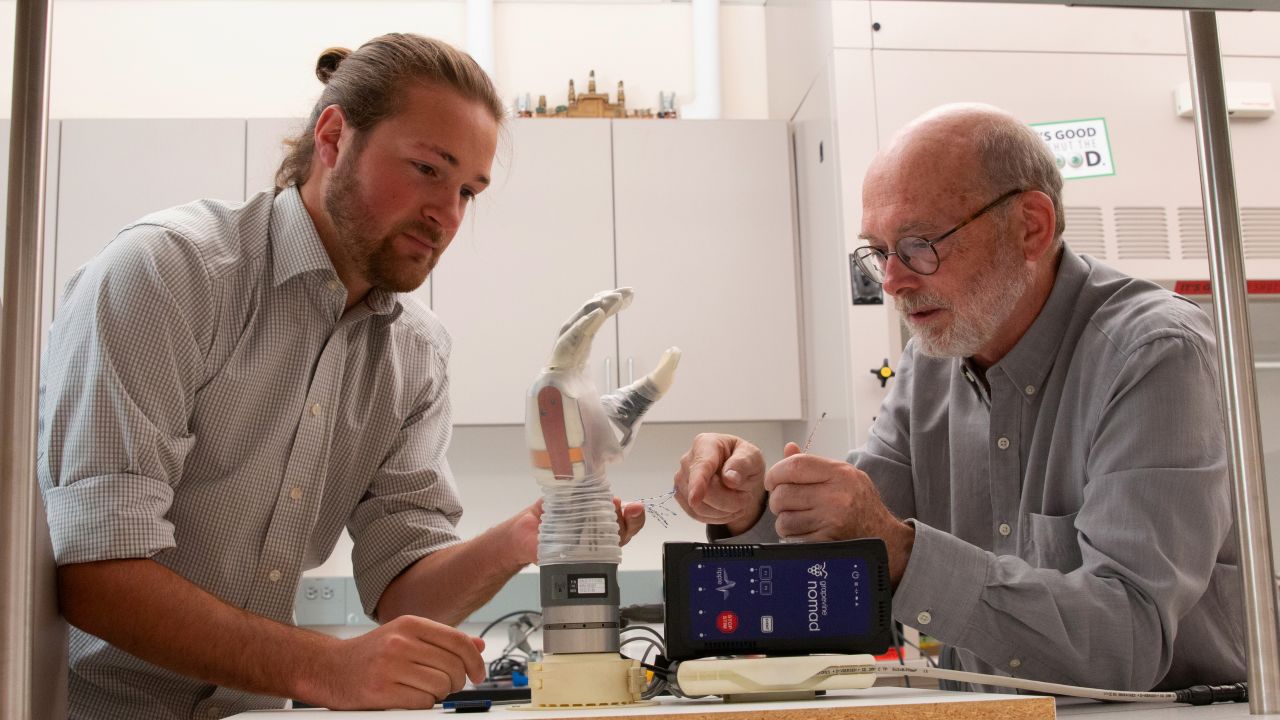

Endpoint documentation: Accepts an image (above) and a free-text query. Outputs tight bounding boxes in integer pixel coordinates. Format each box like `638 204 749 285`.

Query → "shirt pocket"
1026 511 1082 571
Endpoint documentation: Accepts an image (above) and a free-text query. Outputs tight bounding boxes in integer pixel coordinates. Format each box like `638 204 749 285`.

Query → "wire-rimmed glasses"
852 189 1025 284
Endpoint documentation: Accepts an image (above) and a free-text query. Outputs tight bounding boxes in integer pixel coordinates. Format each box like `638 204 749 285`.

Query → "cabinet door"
54 120 247 315
612 120 802 422
432 120 617 425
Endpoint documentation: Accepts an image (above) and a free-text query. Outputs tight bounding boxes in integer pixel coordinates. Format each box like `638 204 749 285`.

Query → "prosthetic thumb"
602 347 682 446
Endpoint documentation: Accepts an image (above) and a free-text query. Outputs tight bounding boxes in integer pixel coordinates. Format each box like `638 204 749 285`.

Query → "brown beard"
324 147 445 293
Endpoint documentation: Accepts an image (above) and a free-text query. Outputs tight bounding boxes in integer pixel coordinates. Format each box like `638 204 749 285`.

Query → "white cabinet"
53 120 246 313
613 120 802 422
432 120 617 425
45 118 801 426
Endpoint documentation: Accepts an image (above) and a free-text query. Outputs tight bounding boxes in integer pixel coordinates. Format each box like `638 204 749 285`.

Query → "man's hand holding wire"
673 433 767 536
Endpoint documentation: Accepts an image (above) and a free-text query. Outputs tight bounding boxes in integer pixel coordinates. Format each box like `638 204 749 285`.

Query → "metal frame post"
1184 9 1280 715
0 1 63 719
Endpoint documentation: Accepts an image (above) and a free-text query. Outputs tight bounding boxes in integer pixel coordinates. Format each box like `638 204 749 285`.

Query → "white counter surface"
229 687 1269 718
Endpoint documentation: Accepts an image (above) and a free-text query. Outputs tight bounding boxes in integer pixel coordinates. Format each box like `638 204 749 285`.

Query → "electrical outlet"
295 577 346 626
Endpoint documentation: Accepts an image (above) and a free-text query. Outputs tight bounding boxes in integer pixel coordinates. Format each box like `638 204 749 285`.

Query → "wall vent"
1063 206 1106 258
1114 207 1171 259
1176 206 1280 260
1242 207 1280 259
1178 207 1207 259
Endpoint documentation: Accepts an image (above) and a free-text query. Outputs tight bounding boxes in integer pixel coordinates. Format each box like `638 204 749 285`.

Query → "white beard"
896 234 1033 359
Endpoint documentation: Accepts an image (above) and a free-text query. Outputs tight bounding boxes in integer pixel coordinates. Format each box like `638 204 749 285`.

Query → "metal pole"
0 1 63 719
1184 10 1280 715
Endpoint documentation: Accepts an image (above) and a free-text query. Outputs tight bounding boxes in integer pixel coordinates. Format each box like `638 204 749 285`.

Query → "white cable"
871 664 1178 703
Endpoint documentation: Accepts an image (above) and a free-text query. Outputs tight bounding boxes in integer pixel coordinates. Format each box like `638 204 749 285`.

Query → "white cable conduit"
467 0 495 77
683 0 722 119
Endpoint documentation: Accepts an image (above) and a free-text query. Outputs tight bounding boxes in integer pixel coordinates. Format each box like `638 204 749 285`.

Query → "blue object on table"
443 699 492 713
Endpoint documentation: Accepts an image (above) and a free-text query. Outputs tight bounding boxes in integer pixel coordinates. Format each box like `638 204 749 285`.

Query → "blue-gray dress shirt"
727 246 1244 692
38 186 465 719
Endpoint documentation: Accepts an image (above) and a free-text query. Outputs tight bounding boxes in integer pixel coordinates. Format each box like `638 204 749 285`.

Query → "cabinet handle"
627 357 634 386
604 357 613 393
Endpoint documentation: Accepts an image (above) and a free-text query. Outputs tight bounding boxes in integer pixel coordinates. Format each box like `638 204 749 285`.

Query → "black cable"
890 622 911 689
640 662 670 677
619 603 665 626
1175 682 1248 705
620 637 667 700
895 630 938 668
621 624 666 647
478 609 541 640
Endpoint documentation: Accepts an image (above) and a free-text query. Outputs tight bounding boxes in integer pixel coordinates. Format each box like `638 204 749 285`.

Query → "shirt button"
1009 658 1022 669
290 487 303 501
310 403 322 416
268 569 282 583
1024 385 1036 396
327 279 340 291
997 437 1010 450
916 611 932 625
998 523 1012 537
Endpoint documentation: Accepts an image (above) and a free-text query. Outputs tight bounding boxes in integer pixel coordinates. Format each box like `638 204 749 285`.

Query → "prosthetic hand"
526 288 680 492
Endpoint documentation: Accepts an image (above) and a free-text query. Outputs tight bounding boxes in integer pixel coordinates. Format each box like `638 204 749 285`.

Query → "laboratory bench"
227 687 1265 719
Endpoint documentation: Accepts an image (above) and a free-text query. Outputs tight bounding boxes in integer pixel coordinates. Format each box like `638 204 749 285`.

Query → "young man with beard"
673 104 1244 692
38 34 643 718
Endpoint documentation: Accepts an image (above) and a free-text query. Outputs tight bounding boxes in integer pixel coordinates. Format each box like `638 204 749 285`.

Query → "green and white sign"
1030 118 1115 180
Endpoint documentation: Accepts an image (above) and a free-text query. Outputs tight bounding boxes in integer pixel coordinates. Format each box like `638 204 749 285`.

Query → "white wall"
0 0 768 120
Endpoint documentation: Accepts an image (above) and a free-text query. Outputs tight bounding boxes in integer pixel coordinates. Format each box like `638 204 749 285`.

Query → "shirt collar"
270 185 402 319
986 245 1090 400
271 185 337 287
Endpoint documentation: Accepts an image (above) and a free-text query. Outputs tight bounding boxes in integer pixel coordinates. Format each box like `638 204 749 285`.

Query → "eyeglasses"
852 189 1025 284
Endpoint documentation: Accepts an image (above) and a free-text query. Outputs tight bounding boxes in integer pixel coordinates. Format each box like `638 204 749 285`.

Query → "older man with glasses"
672 103 1244 693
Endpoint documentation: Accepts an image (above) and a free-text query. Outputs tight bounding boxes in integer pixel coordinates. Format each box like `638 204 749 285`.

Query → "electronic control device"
662 539 892 661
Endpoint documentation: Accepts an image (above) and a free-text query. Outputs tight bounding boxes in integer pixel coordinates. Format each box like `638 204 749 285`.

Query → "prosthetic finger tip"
645 349 681 394
612 286 635 302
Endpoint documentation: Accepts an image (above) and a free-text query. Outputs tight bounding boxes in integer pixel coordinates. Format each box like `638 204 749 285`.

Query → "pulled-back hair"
275 33 505 189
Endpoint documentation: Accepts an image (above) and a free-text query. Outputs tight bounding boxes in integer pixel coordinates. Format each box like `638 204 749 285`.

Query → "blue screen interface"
686 557 870 641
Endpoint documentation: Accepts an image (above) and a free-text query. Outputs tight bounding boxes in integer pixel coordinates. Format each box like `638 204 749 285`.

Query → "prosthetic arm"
525 288 680 706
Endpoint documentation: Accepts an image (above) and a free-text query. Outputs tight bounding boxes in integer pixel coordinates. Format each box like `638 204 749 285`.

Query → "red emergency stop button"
716 611 739 634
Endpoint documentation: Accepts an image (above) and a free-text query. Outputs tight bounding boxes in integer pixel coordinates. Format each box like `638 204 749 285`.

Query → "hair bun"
315 47 351 84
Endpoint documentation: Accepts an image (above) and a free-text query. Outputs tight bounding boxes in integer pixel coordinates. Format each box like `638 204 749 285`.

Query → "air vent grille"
1243 207 1280 259
1175 207 1280 259
1178 207 1207 259
1114 207 1171 259
1063 206 1106 258
697 545 755 558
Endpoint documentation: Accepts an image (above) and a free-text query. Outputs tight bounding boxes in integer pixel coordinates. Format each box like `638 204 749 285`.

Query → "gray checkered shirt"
38 186 465 719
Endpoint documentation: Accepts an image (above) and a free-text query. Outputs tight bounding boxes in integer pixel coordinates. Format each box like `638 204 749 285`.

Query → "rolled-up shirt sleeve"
39 228 211 565
348 343 464 618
